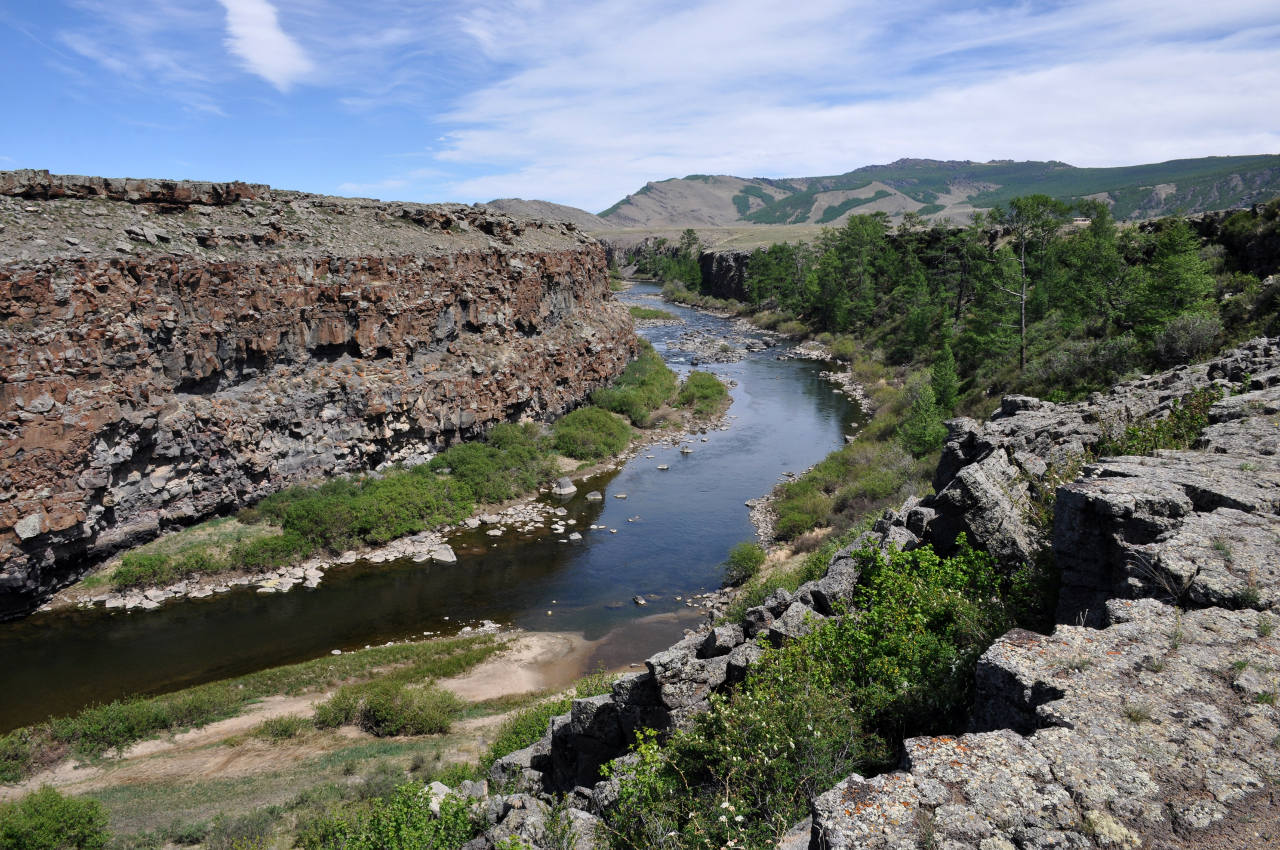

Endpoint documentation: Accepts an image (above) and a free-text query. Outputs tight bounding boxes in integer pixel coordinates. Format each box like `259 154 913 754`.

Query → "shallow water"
0 283 860 732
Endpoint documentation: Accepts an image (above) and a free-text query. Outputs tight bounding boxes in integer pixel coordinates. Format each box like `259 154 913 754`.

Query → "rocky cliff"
0 170 636 620
466 338 1279 849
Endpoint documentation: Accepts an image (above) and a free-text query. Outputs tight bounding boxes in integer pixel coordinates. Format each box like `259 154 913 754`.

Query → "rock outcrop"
697 250 751 301
467 338 1280 849
0 170 636 620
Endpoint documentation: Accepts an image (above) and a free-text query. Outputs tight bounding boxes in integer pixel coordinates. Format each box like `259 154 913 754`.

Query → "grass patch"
552 407 632 460
429 422 557 504
251 715 311 742
628 306 677 321
676 370 728 416
591 340 679 427
0 636 498 782
315 680 463 737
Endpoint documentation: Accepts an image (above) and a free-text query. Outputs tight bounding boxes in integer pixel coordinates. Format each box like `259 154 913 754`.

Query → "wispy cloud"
216 0 313 91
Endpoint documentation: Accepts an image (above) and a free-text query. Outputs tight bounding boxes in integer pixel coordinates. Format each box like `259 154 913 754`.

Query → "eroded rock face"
0 171 636 619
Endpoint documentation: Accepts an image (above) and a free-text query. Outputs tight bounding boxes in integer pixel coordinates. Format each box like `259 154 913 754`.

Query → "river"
0 283 860 732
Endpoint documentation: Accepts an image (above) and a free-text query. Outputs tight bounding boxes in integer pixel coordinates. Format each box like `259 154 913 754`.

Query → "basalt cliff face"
0 170 636 620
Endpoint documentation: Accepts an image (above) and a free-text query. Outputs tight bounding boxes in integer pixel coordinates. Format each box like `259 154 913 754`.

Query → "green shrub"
111 553 173 590
591 342 678 426
314 682 462 737
777 320 809 338
552 408 631 460
430 423 556 504
1096 386 1223 457
676 371 728 415
0 732 34 784
482 698 571 773
251 715 310 741
602 539 1010 849
232 531 311 571
207 808 276 850
0 787 109 850
297 784 479 850
830 336 857 361
1153 313 1221 366
897 382 947 458
723 542 766 585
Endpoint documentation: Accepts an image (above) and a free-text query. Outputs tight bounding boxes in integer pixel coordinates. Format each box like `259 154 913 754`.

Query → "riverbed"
0 283 860 732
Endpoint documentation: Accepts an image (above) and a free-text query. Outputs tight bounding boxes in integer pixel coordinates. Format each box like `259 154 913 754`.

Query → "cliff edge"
0 171 636 620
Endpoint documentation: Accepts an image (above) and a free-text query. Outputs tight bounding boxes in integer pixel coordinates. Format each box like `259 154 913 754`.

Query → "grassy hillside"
596 155 1280 228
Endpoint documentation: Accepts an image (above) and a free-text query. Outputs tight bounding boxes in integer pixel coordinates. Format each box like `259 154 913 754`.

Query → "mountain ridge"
590 155 1280 228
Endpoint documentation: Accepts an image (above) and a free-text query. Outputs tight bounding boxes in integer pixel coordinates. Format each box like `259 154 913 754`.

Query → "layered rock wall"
0 171 636 619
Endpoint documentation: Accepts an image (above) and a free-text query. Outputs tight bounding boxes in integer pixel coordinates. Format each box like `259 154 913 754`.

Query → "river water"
0 283 860 732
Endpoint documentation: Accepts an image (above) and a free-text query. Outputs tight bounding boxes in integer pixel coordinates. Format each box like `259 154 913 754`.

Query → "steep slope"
597 155 1280 227
0 170 636 620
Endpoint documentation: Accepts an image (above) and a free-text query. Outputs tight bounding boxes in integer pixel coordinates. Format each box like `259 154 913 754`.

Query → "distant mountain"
596 155 1280 227
482 198 617 231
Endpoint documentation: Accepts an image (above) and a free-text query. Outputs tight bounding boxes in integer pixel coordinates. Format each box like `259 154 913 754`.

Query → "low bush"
0 786 109 850
1096 385 1224 457
723 542 766 585
1153 313 1221 366
314 681 462 737
430 423 557 504
777 320 809 338
207 808 277 850
251 714 311 741
591 341 678 426
296 784 480 850
676 371 728 416
830 336 857 361
482 671 616 774
110 553 173 590
552 408 631 460
602 539 1010 849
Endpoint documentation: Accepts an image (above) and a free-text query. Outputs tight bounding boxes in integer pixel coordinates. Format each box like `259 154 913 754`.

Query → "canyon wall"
0 171 636 620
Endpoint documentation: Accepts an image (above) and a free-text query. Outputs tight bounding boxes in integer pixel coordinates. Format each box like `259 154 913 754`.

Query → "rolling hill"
594 155 1280 228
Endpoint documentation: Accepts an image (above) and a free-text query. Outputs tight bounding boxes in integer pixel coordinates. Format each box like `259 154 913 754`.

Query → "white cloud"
423 0 1280 210
217 0 313 91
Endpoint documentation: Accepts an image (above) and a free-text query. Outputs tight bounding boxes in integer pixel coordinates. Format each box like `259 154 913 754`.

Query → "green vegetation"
481 670 617 775
723 542 766 585
251 715 311 742
1095 386 1223 457
627 305 677 321
590 341 678 426
676 370 728 415
428 423 557 504
601 538 1012 849
315 681 463 737
0 636 497 783
296 784 479 850
629 229 702 286
0 787 109 850
552 407 632 460
816 190 893 224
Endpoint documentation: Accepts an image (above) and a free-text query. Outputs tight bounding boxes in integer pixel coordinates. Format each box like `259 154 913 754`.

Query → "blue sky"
1 0 1278 213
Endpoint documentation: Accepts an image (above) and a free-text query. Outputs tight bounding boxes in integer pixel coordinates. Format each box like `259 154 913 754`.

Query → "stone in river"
585 490 603 501
430 545 458 564
551 477 577 496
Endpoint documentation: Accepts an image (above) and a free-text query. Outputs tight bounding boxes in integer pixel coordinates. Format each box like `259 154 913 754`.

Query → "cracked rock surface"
812 599 1280 849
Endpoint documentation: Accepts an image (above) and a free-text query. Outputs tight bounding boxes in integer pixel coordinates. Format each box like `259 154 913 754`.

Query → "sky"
0 0 1277 213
